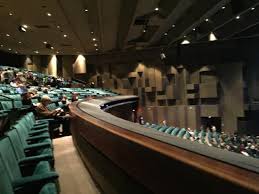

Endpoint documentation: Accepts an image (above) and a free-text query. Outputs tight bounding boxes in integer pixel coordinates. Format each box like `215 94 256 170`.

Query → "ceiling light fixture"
46 12 52 17
18 25 27 32
251 7 255 11
50 46 54 50
164 32 168 36
18 41 22 44
205 18 209 22
56 51 59 54
91 31 94 34
236 15 240 20
172 24 175 28
181 39 190 45
94 43 98 47
15 51 18 54
8 48 12 51
92 38 96 41
154 7 159 11
209 32 217 41
6 34 10 37
222 6 226 9
34 50 39 54
84 9 88 12
143 29 146 33
95 48 98 51
22 24 28 29
0 45 3 47
193 28 196 31
57 25 60 29
63 34 67 38
9 12 13 16
43 41 47 44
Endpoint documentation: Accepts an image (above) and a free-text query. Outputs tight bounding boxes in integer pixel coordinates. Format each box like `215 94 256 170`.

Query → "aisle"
53 136 101 194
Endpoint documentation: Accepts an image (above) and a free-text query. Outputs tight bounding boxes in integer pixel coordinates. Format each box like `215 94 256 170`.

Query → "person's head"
41 95 52 106
211 126 217 132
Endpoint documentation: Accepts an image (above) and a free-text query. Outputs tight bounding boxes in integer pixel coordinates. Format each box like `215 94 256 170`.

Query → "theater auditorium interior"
0 0 259 194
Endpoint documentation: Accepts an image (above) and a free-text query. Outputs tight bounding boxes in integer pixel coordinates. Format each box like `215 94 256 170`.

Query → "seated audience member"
71 92 79 102
35 95 61 118
21 92 33 106
35 95 71 136
138 116 145 125
161 120 167 126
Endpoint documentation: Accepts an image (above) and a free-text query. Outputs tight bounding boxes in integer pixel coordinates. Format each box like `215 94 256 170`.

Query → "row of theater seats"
144 123 259 158
0 112 59 194
145 123 221 145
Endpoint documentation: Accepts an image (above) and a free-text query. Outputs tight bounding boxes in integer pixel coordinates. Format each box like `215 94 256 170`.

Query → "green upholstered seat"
0 150 58 194
6 129 53 165
0 101 13 110
158 126 168 132
39 183 58 194
153 125 162 130
164 127 174 134
171 127 180 136
177 128 186 138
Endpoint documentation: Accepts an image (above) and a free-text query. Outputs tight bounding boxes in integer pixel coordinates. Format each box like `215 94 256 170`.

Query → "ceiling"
0 0 258 55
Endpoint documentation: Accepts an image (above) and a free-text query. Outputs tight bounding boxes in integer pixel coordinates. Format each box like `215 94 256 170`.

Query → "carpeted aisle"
53 136 101 194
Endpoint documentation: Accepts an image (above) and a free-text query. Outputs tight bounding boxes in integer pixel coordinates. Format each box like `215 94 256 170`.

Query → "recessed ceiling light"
84 9 88 12
94 43 98 47
0 45 3 47
222 6 226 9
18 41 22 44
15 51 18 54
22 24 28 29
46 12 52 17
236 15 240 20
91 31 94 34
193 28 196 31
63 34 67 38
92 38 96 41
6 34 10 37
9 12 13 16
56 51 59 54
95 48 98 51
8 48 12 51
34 50 39 54
154 7 159 11
251 7 255 11
19 26 27 32
143 29 146 33
205 18 209 22
172 24 175 28
43 41 47 44
57 25 60 29
164 32 168 36
50 46 54 50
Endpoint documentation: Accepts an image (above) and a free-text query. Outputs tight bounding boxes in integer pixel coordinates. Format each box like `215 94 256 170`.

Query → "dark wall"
0 51 22 67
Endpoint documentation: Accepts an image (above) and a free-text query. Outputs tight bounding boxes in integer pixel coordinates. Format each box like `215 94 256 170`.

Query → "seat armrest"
19 154 53 166
25 142 52 151
32 124 48 130
12 172 59 189
27 134 50 142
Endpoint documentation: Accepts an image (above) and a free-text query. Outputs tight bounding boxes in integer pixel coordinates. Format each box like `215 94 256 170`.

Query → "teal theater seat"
158 126 168 133
177 128 186 138
164 127 174 134
171 127 180 136
0 137 58 194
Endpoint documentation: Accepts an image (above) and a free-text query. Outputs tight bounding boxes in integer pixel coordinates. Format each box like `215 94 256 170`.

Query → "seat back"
6 129 26 161
13 100 23 109
0 137 21 181
12 122 29 148
0 101 13 110
158 126 168 133
171 127 180 136
0 155 14 194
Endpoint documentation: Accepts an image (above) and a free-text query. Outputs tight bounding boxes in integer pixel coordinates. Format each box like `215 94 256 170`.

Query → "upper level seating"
145 123 259 159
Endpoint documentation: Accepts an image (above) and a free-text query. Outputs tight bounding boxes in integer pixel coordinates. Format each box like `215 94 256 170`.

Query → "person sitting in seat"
35 95 71 136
